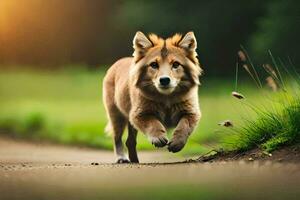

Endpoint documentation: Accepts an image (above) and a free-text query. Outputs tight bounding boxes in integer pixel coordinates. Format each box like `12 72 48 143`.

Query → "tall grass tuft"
223 50 300 152
224 94 300 152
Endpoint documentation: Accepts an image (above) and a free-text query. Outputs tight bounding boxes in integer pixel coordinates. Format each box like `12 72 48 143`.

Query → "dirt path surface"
0 137 300 200
0 136 186 165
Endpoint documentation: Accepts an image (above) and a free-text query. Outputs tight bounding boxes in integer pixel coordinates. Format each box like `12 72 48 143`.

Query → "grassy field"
0 68 266 155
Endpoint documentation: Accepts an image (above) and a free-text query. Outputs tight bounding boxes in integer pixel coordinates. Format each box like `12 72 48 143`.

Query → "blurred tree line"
0 0 298 75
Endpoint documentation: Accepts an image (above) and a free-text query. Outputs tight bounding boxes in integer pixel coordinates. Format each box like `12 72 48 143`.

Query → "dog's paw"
167 138 187 153
149 135 168 148
116 158 130 164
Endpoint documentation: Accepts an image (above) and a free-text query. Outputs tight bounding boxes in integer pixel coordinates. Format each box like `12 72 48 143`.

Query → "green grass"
222 91 300 152
220 50 300 153
0 68 261 155
0 68 112 149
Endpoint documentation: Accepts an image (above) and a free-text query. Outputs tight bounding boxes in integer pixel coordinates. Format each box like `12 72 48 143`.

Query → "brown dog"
103 31 202 163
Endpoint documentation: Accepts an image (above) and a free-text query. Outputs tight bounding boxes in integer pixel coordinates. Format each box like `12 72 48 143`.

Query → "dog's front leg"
131 114 168 148
168 113 200 153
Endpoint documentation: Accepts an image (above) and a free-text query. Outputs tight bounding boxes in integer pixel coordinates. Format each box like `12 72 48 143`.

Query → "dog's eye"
149 62 159 69
172 61 180 69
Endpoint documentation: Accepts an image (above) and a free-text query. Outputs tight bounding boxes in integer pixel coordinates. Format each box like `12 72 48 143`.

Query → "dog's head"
130 31 202 97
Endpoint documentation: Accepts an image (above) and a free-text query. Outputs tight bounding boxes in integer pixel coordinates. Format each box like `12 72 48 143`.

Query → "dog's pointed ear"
133 31 153 60
178 31 197 52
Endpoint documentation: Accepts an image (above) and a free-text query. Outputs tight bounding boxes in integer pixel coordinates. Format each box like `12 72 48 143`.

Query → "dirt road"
0 137 299 200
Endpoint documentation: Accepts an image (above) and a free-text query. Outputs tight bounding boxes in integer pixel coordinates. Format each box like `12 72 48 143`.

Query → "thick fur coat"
103 32 202 163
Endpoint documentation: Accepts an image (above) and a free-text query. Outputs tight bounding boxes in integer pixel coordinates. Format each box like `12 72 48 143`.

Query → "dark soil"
197 145 300 163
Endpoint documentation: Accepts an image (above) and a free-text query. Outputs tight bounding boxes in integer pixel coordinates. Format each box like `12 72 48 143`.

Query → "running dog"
103 31 202 163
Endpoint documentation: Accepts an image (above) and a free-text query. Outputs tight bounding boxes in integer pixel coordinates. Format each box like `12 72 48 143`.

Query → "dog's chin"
156 86 176 95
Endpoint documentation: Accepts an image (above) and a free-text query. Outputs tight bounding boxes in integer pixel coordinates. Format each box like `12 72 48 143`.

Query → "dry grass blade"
242 64 251 75
218 120 234 127
263 64 278 79
266 76 278 92
240 46 262 88
232 91 245 99
241 64 261 89
268 50 286 90
237 50 247 62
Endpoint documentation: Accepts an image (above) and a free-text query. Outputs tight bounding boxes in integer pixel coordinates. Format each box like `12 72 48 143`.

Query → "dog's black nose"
159 77 170 86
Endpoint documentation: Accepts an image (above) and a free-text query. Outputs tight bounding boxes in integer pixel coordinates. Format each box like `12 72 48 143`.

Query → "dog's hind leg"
126 123 139 163
107 107 129 163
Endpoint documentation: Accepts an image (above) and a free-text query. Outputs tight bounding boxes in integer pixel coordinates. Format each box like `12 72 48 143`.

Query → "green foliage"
0 112 48 138
0 69 109 147
249 0 300 64
0 118 17 133
22 112 46 133
223 94 300 152
222 50 300 153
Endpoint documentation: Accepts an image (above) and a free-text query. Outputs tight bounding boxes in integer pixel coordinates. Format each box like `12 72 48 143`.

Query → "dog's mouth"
156 85 176 94
158 85 173 89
